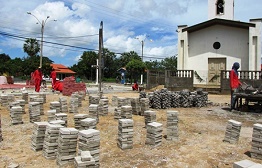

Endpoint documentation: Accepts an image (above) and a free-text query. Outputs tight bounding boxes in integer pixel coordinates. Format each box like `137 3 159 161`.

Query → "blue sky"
0 0 261 67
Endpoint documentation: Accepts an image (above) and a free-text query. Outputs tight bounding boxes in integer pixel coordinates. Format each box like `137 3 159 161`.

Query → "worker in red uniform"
50 68 57 90
230 62 242 111
33 67 43 92
132 81 139 91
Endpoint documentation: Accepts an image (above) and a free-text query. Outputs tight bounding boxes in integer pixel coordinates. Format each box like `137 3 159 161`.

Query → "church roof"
182 18 255 33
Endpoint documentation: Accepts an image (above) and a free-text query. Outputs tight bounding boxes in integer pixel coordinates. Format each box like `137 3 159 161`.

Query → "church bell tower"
208 0 234 20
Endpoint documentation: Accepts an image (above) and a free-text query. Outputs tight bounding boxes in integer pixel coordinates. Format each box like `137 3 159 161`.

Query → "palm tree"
23 38 40 57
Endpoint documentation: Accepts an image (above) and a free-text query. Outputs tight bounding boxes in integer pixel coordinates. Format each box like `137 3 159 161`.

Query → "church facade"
177 0 262 86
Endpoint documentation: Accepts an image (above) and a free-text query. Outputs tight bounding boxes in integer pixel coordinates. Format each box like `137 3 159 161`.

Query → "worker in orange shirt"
33 67 43 92
50 68 57 90
230 62 242 111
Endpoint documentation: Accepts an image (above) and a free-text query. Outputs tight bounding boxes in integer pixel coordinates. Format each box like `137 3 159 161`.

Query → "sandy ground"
0 89 262 168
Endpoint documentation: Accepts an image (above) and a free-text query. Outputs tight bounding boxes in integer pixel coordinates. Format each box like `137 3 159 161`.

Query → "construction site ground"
0 84 262 168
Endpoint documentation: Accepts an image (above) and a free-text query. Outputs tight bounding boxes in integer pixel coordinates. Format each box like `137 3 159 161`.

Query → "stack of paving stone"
10 106 23 125
59 97 68 113
250 123 262 159
89 95 100 104
144 110 156 126
78 91 86 101
49 120 66 127
117 119 134 150
114 107 122 119
72 93 82 107
145 122 163 147
69 97 78 113
111 95 118 106
8 101 20 113
80 118 97 130
55 113 68 127
7 94 15 103
99 98 108 116
233 159 262 168
29 95 38 102
43 124 64 159
121 106 133 119
140 98 150 116
0 94 8 107
50 101 61 113
223 119 242 144
31 122 49 151
47 110 56 122
78 129 100 167
166 111 179 141
16 99 26 114
22 91 29 103
31 97 44 115
139 91 147 99
39 92 47 103
56 128 79 166
117 97 129 107
130 98 141 115
0 114 2 142
170 92 181 108
89 104 99 123
74 151 96 168
28 102 41 123
74 114 88 130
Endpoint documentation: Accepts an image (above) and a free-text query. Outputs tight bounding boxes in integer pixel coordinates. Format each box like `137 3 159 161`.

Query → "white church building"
177 0 262 86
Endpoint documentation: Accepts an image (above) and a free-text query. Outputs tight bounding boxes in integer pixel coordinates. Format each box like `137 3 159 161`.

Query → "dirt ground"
0 89 262 168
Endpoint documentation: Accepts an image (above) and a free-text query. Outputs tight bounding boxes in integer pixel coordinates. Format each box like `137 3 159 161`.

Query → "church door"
208 58 226 85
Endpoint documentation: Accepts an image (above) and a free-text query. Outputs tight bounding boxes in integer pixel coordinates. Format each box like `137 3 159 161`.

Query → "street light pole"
27 12 56 67
136 35 148 85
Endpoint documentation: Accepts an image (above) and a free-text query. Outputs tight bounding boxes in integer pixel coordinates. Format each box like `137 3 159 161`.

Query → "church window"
216 0 224 15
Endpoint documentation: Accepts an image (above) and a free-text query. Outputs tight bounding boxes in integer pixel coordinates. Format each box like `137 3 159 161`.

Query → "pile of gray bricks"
74 151 96 168
69 97 78 113
140 98 150 116
80 118 97 130
16 99 26 114
47 109 56 122
22 91 28 103
121 106 132 119
130 97 140 115
114 107 121 119
56 128 79 166
89 104 99 123
59 97 68 113
50 101 61 113
28 102 41 123
78 129 100 167
166 110 179 141
43 124 64 159
49 120 66 127
146 122 163 147
99 98 109 116
144 110 156 126
117 119 134 150
55 113 68 127
250 123 262 160
74 114 88 129
233 159 262 168
31 122 49 151
10 106 23 125
223 119 242 144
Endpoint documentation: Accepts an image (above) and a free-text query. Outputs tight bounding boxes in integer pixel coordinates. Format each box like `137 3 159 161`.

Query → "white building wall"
208 0 234 20
249 19 262 71
185 25 249 84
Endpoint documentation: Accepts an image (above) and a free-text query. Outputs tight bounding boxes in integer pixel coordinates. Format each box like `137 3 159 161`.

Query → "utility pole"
27 12 56 67
98 21 103 96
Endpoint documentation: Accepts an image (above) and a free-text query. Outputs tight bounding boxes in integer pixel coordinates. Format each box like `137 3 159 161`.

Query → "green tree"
126 59 146 83
23 38 40 57
145 60 162 70
0 53 11 75
160 55 177 70
102 48 117 78
118 51 141 68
